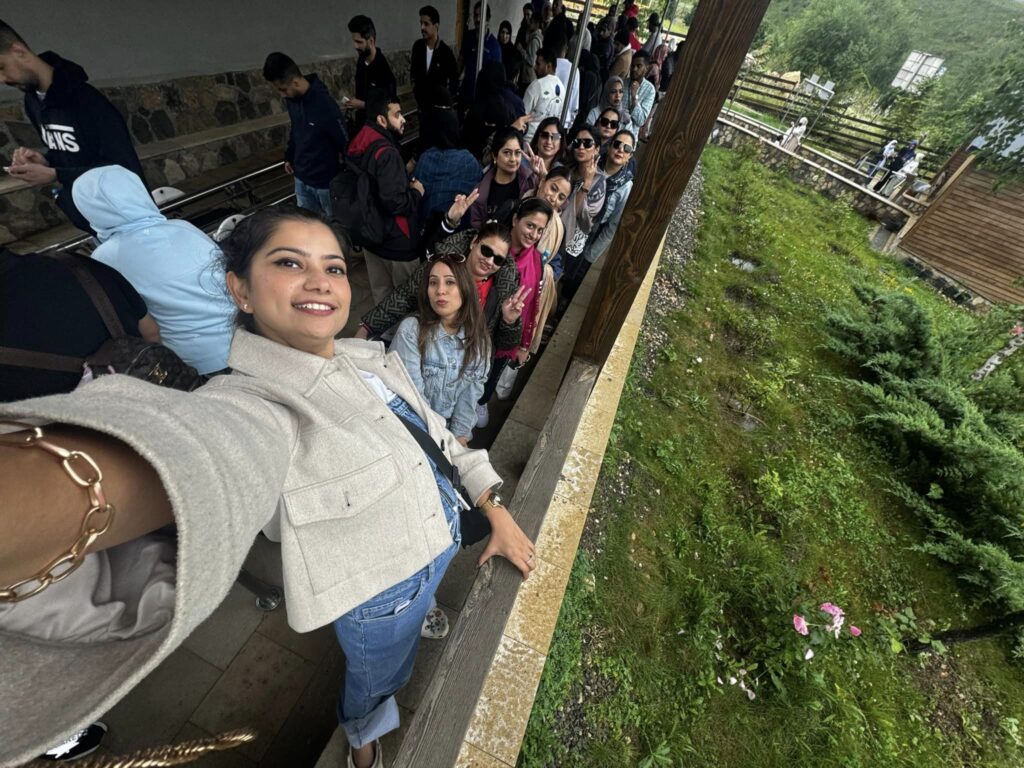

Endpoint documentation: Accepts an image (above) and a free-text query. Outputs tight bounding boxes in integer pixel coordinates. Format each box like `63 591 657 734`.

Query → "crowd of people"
0 6 671 767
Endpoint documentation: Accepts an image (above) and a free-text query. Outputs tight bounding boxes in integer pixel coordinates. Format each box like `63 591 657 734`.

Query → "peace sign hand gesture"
446 188 480 227
501 286 532 325
529 153 548 180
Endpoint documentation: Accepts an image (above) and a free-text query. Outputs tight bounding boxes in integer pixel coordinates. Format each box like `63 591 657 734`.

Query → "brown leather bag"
0 254 204 392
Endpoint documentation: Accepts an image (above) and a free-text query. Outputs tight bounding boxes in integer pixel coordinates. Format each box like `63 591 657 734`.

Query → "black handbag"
394 413 494 548
0 254 204 392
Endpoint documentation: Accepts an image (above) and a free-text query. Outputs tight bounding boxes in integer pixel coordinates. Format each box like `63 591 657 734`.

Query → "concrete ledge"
456 243 663 766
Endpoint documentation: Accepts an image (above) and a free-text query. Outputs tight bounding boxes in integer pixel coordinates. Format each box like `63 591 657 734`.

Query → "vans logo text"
40 124 80 153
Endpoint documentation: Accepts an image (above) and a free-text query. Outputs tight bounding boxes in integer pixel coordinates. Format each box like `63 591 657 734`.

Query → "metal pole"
807 88 833 137
559 0 594 128
475 0 487 86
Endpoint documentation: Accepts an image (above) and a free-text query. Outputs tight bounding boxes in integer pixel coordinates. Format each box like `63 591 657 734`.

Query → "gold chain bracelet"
0 420 117 603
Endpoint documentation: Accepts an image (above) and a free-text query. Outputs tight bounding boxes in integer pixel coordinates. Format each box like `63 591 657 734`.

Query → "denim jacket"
392 316 490 439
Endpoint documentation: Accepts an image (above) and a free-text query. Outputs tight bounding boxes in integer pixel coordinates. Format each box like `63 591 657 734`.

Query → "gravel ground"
544 162 706 762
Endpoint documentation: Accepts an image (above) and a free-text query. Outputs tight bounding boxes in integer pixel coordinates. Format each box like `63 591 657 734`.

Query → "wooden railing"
728 70 940 174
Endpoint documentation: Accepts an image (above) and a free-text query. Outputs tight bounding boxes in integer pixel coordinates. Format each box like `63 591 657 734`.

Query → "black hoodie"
284 75 347 189
23 52 145 231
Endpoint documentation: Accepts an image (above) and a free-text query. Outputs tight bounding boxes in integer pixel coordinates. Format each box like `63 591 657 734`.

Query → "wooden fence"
729 70 939 175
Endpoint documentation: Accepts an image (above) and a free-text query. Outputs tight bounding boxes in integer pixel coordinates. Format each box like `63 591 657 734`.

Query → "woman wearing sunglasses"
585 75 632 132
550 123 607 284
469 127 539 231
476 197 554 426
562 129 636 307
594 107 623 150
529 116 565 176
358 192 530 364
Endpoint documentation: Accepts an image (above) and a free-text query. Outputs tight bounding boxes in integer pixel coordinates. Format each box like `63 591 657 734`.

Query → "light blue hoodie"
72 165 234 374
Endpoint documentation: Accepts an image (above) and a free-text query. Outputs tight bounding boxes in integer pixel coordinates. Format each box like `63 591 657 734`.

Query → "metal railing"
39 105 422 255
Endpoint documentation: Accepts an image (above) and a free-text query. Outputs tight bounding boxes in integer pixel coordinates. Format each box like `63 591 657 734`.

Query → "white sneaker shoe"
421 606 450 639
476 403 490 429
347 739 382 768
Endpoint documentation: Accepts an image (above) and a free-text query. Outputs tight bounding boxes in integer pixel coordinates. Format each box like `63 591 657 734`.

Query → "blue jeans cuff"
341 694 400 748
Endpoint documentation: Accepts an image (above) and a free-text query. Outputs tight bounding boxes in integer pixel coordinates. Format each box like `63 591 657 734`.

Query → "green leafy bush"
828 285 1024 608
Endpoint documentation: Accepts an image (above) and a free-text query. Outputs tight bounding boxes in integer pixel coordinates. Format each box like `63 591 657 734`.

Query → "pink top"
496 244 543 359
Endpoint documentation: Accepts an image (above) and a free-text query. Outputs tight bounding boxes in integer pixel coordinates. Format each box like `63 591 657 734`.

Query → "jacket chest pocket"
284 455 402 525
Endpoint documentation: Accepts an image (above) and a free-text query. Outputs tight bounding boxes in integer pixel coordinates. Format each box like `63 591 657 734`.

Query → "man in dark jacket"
0 19 145 232
543 0 574 54
347 15 397 129
345 97 424 303
458 1 503 112
410 5 459 114
262 52 347 216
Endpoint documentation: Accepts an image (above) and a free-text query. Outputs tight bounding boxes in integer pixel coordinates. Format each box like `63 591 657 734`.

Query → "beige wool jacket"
0 329 502 766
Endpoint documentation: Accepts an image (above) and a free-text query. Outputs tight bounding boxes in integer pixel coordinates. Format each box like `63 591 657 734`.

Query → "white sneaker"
476 403 490 429
421 606 450 639
347 739 382 768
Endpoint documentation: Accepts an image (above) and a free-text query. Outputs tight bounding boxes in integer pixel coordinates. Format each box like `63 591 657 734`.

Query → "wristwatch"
481 491 504 513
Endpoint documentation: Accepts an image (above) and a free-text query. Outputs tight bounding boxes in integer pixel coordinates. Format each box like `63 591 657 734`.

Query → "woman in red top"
476 197 554 426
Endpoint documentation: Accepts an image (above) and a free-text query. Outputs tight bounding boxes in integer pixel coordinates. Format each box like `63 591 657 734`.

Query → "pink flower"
849 625 862 637
793 614 809 635
819 602 844 618
1011 325 1024 337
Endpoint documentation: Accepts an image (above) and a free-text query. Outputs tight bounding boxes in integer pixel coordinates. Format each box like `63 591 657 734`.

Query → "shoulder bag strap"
394 409 458 481
0 346 84 373
50 253 127 339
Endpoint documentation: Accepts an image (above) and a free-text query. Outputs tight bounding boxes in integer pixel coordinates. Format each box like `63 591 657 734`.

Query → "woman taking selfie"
0 206 534 768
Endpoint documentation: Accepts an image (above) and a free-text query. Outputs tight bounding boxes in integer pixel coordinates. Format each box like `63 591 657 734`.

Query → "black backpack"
330 138 391 249
0 254 204 392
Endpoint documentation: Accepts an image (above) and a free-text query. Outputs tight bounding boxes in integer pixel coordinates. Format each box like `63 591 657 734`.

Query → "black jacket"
354 50 397 126
24 52 145 232
543 12 574 52
345 124 421 260
284 75 348 188
410 38 459 108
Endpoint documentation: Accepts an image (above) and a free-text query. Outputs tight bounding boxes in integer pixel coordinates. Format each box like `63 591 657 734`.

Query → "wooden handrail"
574 0 772 366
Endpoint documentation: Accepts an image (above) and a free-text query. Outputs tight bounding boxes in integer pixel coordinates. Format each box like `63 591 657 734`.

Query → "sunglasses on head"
539 130 561 141
478 242 508 267
571 137 596 149
427 250 466 263
611 139 635 154
598 117 620 128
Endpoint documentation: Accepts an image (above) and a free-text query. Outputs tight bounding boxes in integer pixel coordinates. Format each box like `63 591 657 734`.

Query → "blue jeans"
333 395 461 748
294 178 332 217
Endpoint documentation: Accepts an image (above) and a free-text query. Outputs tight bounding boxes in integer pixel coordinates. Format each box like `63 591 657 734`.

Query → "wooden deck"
900 157 1024 304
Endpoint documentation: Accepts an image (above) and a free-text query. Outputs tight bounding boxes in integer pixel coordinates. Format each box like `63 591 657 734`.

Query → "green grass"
519 145 1024 767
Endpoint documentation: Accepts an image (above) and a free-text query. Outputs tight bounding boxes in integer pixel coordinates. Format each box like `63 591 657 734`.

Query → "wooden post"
573 0 772 366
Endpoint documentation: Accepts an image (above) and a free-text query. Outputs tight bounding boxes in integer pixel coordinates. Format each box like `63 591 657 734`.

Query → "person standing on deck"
0 19 145 233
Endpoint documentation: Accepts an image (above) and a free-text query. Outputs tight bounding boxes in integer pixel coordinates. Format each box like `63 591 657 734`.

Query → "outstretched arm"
0 423 172 588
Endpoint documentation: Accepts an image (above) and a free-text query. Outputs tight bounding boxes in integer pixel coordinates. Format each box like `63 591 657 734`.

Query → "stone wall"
710 118 913 230
0 51 411 245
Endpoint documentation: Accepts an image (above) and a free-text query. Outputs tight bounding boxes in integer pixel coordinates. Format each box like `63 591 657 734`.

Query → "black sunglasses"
571 137 596 149
478 242 508 267
611 139 635 154
539 130 561 141
598 117 620 129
